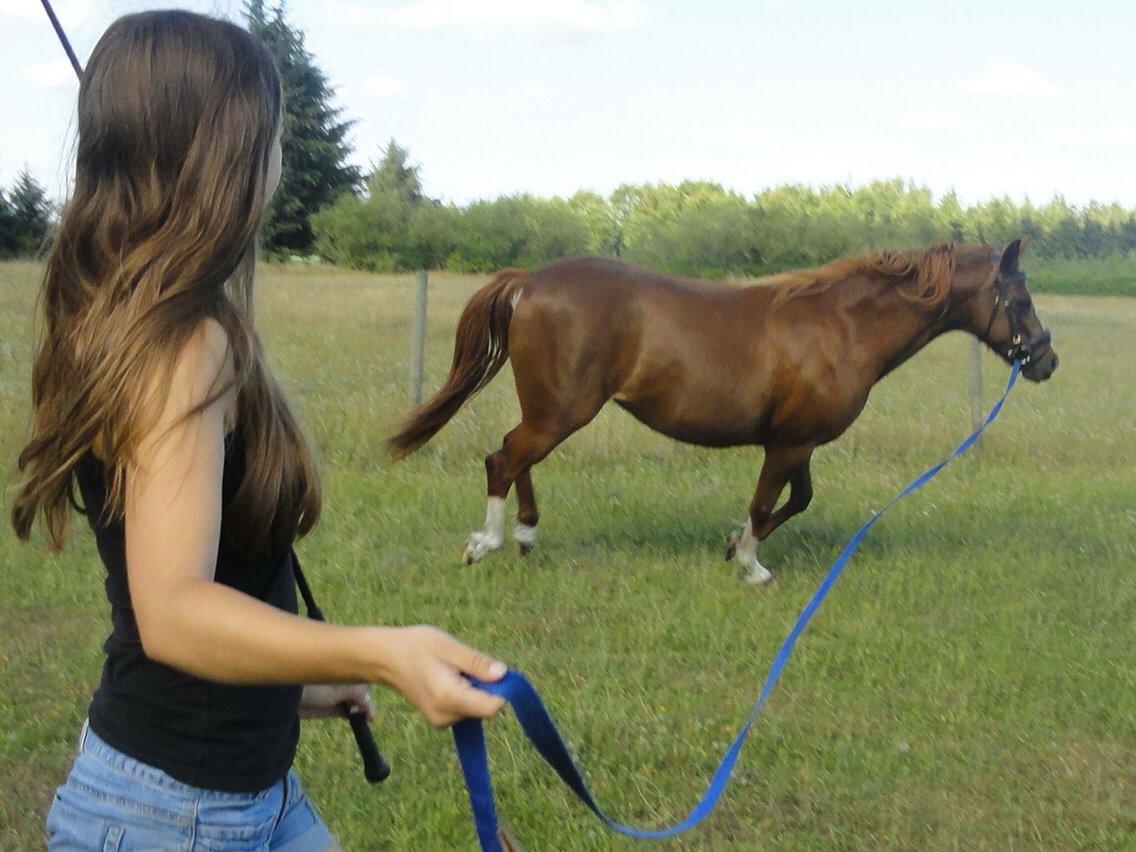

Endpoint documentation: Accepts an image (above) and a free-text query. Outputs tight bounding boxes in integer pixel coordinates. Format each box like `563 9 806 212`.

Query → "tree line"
5 3 1134 288
313 143 1136 278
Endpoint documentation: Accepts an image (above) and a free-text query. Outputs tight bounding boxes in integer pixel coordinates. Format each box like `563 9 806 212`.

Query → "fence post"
409 270 428 407
968 337 984 440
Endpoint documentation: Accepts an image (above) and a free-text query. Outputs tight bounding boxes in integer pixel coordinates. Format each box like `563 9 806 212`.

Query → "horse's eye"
1012 299 1032 312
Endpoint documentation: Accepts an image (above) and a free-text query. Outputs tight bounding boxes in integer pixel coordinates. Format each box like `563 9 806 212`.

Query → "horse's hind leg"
461 422 564 565
513 469 539 554
726 444 814 586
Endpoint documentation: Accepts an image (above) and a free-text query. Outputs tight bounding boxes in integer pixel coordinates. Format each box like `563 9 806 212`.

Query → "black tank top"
74 433 303 793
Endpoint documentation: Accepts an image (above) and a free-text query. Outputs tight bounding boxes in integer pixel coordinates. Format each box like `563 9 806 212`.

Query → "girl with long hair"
13 10 505 849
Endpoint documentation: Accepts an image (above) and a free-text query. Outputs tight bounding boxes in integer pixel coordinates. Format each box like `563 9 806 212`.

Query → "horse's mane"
767 243 956 310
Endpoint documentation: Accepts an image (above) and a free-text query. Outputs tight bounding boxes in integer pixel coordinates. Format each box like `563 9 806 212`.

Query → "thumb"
440 637 508 682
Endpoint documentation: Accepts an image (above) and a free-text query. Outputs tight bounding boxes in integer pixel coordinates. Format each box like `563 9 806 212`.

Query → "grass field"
1 260 1134 850
1030 254 1136 299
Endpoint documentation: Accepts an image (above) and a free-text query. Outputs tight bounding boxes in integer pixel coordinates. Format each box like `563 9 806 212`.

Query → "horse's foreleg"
513 468 539 554
727 444 814 586
756 463 813 540
462 423 560 565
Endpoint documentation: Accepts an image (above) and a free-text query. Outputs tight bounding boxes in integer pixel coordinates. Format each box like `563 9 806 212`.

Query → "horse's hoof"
513 523 538 556
462 530 503 565
743 571 775 588
724 529 741 561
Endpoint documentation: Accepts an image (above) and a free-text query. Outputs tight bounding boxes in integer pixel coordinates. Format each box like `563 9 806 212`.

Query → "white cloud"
0 0 96 24
363 76 405 98
0 0 48 20
23 60 77 88
324 0 646 36
522 84 548 99
961 64 1065 99
895 110 973 134
392 0 645 31
1055 126 1136 147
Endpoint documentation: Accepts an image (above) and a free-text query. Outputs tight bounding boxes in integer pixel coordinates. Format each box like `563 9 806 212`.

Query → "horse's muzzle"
1021 333 1058 382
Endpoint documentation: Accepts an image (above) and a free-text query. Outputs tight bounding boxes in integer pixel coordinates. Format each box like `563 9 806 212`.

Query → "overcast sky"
2 0 1132 206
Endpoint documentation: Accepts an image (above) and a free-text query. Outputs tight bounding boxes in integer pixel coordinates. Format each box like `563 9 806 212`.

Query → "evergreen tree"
314 140 453 271
0 189 16 260
8 169 52 257
0 187 18 259
247 2 360 254
367 139 425 204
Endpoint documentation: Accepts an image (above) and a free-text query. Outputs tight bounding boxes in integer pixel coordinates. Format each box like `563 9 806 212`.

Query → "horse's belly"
612 395 762 447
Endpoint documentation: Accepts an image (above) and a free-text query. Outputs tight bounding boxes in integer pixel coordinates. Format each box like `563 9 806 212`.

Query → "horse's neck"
847 289 955 380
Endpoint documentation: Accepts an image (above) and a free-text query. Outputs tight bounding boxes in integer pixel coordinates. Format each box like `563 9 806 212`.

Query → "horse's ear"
999 237 1027 273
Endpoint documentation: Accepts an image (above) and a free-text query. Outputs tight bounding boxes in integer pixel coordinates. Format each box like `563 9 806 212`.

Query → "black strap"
292 551 391 784
291 550 325 621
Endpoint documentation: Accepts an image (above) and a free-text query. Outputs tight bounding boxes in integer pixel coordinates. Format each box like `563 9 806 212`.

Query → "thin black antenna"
40 0 84 79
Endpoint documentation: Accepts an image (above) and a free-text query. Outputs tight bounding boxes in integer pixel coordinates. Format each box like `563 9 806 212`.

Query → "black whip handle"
293 552 390 783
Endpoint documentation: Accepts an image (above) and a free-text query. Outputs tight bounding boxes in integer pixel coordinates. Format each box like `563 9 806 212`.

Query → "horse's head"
973 238 1059 382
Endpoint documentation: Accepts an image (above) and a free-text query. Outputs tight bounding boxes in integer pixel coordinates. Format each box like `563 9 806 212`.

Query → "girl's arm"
124 320 504 727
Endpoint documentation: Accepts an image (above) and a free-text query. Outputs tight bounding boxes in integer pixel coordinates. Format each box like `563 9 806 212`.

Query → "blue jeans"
46 722 336 851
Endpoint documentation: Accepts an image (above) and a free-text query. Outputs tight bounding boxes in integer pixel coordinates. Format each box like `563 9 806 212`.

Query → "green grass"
1029 254 1136 298
2 260 1134 849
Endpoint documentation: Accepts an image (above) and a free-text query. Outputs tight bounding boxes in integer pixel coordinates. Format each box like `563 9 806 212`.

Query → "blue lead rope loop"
454 361 1022 851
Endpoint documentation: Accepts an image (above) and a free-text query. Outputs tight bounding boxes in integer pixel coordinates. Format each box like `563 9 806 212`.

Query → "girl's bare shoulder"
146 318 239 437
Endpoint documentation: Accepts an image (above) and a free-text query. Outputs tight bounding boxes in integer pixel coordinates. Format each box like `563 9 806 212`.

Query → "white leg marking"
513 522 538 551
462 497 506 564
734 518 773 586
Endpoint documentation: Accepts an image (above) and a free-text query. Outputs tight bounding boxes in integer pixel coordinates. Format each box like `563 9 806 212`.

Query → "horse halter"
982 269 1051 365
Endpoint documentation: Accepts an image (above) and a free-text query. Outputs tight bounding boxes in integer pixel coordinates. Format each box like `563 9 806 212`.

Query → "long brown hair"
11 10 320 556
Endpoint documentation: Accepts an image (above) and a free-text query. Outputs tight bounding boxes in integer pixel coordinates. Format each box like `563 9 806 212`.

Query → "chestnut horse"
389 239 1057 584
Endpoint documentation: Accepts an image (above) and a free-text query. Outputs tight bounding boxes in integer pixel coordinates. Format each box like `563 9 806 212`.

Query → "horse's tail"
387 268 529 460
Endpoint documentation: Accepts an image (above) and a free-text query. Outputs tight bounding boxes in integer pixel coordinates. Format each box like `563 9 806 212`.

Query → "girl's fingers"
357 691 376 721
448 675 506 720
344 691 375 721
435 635 507 682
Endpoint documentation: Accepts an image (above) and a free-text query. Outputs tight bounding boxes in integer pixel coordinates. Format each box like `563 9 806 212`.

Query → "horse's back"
507 257 649 398
507 256 784 445
524 255 728 301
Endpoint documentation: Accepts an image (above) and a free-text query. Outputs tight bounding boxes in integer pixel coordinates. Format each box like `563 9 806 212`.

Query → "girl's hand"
377 626 507 728
300 683 375 720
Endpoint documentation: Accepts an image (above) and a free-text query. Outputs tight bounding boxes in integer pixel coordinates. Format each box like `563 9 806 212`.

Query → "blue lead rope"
454 361 1022 850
